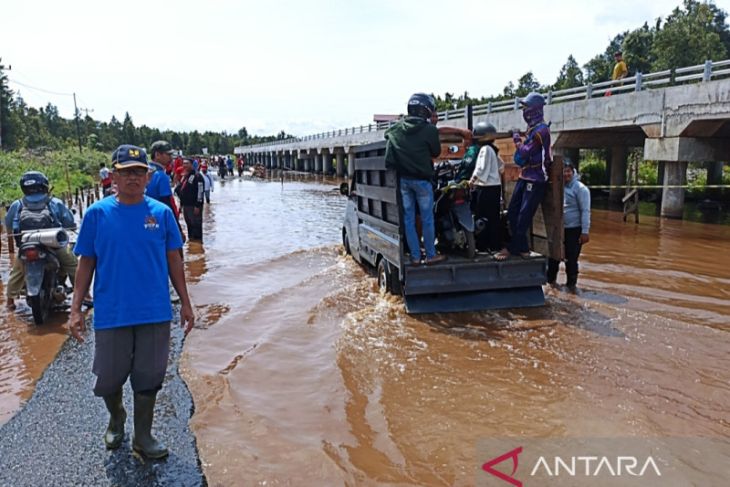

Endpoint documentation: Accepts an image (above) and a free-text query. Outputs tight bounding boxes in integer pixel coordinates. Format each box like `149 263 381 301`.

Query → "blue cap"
112 145 149 170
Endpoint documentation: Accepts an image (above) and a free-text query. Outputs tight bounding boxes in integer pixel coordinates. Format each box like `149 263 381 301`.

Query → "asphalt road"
0 314 206 487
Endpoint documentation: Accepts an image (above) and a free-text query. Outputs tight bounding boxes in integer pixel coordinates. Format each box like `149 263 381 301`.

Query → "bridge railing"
240 59 730 151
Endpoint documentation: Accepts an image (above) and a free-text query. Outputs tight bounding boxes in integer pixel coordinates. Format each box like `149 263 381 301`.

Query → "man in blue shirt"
547 160 591 289
69 145 194 459
146 140 185 243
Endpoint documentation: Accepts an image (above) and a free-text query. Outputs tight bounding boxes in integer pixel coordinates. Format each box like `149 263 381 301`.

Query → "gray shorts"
92 322 171 397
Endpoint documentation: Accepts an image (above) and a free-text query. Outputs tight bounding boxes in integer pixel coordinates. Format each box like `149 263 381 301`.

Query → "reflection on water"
181 173 730 485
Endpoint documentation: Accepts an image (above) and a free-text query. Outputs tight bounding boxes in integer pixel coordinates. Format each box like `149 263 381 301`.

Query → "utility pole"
73 92 82 153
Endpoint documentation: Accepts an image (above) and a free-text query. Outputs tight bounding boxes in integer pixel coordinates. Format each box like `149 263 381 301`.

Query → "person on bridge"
175 158 205 242
495 92 552 261
467 122 504 253
547 160 590 290
68 145 194 459
612 51 628 83
385 93 445 265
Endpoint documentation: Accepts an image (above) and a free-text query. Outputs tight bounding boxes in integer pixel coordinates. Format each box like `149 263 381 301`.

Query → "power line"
7 78 74 97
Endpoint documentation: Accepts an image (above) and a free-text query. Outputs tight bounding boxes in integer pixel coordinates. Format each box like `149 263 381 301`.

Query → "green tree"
121 112 136 145
0 58 14 149
622 22 657 75
553 55 584 90
651 0 728 70
515 72 542 97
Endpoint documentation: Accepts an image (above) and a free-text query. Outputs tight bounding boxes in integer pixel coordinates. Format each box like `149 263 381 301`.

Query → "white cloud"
2 0 726 137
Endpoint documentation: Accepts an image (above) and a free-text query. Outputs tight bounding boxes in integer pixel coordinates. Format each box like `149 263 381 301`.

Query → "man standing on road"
547 161 590 290
385 93 445 265
99 163 113 196
146 140 185 243
68 144 194 459
612 51 628 82
175 158 205 242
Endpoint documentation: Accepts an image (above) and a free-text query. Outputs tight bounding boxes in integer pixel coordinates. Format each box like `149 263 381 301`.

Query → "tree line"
1 1 729 151
432 0 730 111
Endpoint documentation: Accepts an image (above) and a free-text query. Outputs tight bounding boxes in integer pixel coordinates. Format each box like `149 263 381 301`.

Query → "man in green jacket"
385 93 445 265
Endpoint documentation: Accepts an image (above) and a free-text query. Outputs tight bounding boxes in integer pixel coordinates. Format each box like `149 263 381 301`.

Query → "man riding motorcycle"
4 171 85 310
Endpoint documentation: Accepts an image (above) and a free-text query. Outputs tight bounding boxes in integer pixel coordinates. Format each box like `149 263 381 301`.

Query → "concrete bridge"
236 59 730 218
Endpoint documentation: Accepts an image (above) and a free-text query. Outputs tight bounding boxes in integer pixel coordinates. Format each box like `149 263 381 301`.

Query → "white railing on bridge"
241 59 730 150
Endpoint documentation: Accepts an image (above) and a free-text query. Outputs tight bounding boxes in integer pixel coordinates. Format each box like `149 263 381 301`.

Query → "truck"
340 124 564 314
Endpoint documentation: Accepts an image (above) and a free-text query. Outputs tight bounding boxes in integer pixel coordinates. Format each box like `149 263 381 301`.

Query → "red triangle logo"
482 446 523 486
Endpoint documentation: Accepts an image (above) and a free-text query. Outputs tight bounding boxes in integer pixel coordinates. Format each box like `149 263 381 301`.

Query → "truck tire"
464 231 476 259
342 229 351 255
377 259 389 295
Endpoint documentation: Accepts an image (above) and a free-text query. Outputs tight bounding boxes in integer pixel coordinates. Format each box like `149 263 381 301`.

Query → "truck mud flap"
404 286 545 314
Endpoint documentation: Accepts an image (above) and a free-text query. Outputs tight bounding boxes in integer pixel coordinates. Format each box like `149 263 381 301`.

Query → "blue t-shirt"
145 163 172 202
74 196 183 329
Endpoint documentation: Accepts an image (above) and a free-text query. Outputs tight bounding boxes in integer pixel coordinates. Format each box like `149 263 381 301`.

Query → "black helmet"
19 171 50 196
473 121 497 140
407 93 436 120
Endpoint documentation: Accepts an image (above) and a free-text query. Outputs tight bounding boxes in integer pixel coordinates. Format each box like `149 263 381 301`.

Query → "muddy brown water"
1 173 729 485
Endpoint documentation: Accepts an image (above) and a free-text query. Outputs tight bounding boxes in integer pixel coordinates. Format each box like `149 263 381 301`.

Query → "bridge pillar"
314 153 322 173
335 150 345 177
347 148 356 178
706 161 724 199
609 146 628 204
322 151 333 175
660 161 688 219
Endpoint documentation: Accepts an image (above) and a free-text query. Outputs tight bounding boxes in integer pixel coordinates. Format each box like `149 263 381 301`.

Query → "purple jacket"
514 122 552 183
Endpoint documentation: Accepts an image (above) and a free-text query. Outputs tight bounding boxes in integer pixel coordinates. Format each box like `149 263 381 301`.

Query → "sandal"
493 249 510 261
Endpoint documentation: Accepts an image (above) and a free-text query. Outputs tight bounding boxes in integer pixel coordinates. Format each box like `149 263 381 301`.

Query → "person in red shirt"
172 155 184 185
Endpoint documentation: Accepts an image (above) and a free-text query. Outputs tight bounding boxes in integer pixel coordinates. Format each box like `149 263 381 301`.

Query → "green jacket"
384 116 440 180
455 143 480 182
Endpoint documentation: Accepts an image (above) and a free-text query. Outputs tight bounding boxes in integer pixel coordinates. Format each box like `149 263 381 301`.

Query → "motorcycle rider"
495 92 552 260
385 93 445 265
468 122 504 252
4 171 84 310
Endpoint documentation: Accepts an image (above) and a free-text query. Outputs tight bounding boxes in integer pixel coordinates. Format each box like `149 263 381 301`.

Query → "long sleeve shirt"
470 144 504 187
175 172 204 208
564 177 591 234
514 123 552 184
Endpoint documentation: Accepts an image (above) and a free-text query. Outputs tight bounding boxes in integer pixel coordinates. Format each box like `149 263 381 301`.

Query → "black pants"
547 227 583 287
471 185 501 251
183 205 203 241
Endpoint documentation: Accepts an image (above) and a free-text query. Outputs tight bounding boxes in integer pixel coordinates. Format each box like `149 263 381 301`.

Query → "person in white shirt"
201 164 214 203
468 122 504 252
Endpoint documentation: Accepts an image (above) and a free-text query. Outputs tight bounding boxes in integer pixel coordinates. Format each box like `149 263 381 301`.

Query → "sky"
2 0 729 137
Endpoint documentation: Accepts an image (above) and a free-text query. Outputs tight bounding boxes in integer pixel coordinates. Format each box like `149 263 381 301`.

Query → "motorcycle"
19 228 70 325
433 161 476 259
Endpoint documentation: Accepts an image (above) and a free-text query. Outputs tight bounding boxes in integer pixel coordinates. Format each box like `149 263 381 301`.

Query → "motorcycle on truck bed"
340 128 564 314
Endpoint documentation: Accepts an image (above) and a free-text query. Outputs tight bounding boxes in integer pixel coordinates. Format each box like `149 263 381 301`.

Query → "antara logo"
482 447 662 485
482 447 523 487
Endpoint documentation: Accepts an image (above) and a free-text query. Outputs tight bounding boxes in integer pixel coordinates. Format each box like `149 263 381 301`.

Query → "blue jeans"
507 179 546 254
400 177 436 261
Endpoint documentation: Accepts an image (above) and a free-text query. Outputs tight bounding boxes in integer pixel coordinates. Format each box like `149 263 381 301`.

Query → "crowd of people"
385 91 591 289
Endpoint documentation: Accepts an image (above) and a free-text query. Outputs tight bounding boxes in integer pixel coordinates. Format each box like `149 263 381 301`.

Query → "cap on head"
149 140 174 157
111 145 149 170
564 159 576 171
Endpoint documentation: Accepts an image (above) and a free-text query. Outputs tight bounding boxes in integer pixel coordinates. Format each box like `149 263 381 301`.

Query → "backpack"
15 196 57 245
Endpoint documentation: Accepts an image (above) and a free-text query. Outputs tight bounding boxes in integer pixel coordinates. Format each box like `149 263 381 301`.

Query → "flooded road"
181 173 730 485
0 250 68 425
0 173 727 484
